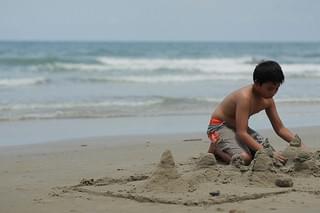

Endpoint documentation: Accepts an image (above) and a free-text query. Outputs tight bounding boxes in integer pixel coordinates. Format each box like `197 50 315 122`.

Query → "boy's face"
255 82 280 98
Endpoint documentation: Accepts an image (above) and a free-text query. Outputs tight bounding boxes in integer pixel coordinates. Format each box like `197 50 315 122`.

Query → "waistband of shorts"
209 117 224 126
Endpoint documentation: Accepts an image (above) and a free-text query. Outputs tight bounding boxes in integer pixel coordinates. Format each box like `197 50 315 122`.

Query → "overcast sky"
1 0 319 41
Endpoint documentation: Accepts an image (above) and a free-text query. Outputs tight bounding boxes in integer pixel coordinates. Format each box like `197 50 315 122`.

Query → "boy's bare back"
211 84 273 128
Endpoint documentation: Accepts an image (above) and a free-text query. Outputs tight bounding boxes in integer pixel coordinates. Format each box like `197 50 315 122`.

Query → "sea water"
1 41 320 145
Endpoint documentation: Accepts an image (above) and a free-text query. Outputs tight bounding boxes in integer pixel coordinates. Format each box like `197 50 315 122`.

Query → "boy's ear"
253 80 262 86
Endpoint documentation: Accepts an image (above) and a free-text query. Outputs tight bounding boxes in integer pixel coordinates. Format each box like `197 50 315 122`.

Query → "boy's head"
253 60 284 98
253 60 284 85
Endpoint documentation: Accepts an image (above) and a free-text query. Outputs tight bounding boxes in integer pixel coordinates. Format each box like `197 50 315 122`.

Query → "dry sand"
1 127 320 213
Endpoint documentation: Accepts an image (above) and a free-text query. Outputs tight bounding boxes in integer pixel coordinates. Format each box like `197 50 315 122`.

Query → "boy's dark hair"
253 60 284 85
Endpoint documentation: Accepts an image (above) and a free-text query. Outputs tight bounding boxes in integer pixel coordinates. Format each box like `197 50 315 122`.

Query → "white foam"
88 74 249 83
282 64 320 75
51 57 253 73
275 97 320 104
51 62 109 72
96 56 253 73
1 99 163 111
0 77 48 87
50 57 320 79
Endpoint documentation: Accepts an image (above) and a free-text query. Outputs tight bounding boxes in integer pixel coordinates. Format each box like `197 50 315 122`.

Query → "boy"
207 60 302 165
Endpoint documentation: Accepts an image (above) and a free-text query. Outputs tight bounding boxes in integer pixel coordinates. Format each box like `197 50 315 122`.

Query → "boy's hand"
272 151 287 164
290 134 302 147
290 134 307 149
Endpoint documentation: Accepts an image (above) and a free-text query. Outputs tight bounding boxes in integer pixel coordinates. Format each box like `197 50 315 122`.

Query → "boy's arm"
235 97 263 151
236 97 288 163
265 99 295 143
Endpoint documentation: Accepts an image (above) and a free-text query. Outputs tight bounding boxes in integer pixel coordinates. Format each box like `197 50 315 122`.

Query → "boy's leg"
215 126 253 165
208 142 231 163
224 149 252 165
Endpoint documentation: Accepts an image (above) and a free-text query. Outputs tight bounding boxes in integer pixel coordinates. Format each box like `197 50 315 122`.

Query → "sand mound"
141 150 194 192
281 144 320 175
147 149 180 181
195 153 217 168
244 149 279 186
282 146 300 166
293 151 317 172
250 149 275 172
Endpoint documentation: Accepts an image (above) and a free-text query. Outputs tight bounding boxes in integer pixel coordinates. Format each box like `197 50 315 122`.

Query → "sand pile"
244 148 280 187
151 149 179 179
142 149 195 192
281 139 320 176
195 152 217 169
250 149 275 172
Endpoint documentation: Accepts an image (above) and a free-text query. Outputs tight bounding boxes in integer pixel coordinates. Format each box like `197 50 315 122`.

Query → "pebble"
275 177 293 187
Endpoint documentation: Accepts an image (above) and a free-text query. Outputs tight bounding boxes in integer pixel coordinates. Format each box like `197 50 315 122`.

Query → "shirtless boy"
207 60 302 165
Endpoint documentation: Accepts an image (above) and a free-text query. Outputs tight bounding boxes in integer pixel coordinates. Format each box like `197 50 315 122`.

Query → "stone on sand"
275 177 293 187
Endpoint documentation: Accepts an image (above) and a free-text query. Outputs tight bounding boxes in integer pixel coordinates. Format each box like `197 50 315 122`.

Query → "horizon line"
0 39 320 43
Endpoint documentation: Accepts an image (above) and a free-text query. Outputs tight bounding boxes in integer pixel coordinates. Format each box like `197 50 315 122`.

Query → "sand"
1 127 320 213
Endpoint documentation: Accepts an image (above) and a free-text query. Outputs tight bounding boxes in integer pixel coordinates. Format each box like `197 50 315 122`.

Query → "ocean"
1 41 320 146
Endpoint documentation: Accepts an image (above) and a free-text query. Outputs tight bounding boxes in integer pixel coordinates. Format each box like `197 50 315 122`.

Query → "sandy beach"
1 126 320 213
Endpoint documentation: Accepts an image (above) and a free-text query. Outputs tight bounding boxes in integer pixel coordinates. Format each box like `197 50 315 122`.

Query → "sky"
1 0 320 42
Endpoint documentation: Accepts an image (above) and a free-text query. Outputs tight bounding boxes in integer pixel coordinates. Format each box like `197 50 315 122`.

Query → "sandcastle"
63 139 320 207
281 135 320 175
250 149 275 172
142 149 194 192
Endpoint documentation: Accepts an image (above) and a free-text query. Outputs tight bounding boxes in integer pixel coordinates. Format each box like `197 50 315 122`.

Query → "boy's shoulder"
232 85 253 100
232 85 273 106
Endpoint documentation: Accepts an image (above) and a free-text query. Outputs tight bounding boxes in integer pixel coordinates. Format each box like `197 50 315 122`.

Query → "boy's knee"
208 143 216 154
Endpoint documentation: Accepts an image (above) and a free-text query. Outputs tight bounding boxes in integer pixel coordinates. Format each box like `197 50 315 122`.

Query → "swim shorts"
207 117 264 156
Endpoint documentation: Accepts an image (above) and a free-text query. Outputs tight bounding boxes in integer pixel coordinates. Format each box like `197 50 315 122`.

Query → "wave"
0 56 74 66
275 97 320 104
1 96 319 121
2 96 319 112
36 56 255 74
44 58 253 75
79 72 320 84
282 64 320 74
95 56 254 73
81 74 249 83
51 57 320 78
2 99 163 111
0 77 48 87
0 96 212 120
2 56 320 84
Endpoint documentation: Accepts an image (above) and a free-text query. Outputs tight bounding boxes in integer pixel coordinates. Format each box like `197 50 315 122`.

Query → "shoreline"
1 112 320 147
1 126 320 212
